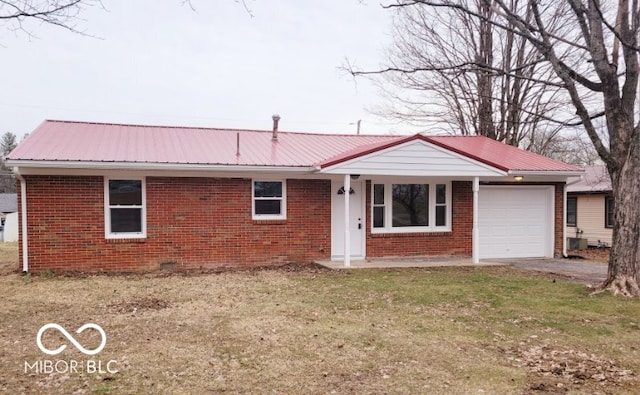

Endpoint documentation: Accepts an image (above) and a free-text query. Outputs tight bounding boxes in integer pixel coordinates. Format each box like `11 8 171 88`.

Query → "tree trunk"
476 0 496 140
600 139 640 297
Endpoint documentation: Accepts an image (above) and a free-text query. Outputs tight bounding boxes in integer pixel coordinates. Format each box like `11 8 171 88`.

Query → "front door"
331 180 365 260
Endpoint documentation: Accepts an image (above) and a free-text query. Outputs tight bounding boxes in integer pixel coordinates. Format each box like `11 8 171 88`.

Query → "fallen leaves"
516 344 634 385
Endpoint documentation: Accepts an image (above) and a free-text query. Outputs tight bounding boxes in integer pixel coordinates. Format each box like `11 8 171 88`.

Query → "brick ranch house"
7 119 583 273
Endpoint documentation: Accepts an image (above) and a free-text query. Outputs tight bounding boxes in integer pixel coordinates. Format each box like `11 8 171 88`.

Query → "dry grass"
0 242 19 275
568 247 611 263
0 244 639 394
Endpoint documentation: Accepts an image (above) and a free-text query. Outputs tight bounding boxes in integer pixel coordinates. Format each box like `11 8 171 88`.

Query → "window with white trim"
372 181 451 233
566 196 577 227
435 184 447 226
372 184 385 228
105 178 146 238
253 180 286 219
605 196 614 228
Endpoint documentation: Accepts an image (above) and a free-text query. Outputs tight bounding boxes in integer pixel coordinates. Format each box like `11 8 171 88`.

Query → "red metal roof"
567 165 611 193
8 120 583 173
319 134 582 173
9 120 393 168
426 135 582 172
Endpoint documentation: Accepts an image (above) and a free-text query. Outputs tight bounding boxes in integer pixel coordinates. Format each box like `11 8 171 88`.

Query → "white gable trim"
320 139 507 177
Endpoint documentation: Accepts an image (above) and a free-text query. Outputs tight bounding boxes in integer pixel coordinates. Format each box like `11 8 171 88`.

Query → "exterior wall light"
337 187 355 195
514 176 524 181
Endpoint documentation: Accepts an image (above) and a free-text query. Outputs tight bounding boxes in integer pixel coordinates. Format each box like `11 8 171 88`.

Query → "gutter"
508 170 585 178
13 169 28 273
5 159 317 174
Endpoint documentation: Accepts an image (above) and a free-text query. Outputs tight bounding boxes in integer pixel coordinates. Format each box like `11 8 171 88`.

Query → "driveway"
505 258 607 284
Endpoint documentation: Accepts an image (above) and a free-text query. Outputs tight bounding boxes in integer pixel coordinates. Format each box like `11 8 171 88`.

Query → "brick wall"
19 176 331 273
17 176 565 273
365 181 473 257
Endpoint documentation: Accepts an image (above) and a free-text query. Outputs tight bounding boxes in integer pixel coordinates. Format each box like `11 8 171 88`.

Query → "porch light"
337 187 355 195
514 176 524 181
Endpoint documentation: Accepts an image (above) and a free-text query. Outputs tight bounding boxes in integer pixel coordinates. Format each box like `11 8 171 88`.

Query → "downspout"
14 170 28 273
472 177 479 264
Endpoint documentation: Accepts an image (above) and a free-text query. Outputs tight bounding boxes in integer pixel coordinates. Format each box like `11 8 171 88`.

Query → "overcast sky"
1 1 421 139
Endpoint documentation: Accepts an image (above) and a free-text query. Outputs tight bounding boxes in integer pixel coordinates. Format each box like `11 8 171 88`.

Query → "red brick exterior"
366 181 473 257
17 176 565 273
19 176 331 273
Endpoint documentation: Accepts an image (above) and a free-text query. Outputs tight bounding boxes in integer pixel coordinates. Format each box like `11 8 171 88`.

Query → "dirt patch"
567 247 610 263
264 262 332 273
108 297 170 314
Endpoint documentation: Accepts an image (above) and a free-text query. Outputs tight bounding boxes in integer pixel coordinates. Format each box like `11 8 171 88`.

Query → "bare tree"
0 1 242 38
525 129 602 166
0 132 17 193
354 0 575 153
369 0 640 297
0 1 103 37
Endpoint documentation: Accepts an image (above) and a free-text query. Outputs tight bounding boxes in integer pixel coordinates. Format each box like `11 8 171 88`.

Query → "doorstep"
316 256 504 269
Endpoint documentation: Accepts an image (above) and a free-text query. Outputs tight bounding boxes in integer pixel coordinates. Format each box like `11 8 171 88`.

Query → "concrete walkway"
317 256 608 284
317 256 497 269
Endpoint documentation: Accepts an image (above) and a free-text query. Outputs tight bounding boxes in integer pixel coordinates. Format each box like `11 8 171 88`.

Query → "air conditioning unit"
566 237 588 250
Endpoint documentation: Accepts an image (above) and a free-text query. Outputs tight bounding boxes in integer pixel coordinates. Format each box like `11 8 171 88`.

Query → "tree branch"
343 58 569 88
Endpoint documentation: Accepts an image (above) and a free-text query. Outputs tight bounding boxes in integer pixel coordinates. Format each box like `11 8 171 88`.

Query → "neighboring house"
0 193 18 242
0 193 17 218
566 165 612 247
7 119 583 273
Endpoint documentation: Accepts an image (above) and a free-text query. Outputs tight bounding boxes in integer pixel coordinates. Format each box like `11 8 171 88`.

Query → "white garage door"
478 186 553 259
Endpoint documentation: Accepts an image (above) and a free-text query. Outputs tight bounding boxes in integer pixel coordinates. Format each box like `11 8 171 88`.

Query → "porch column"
562 183 567 257
472 177 479 264
343 174 351 268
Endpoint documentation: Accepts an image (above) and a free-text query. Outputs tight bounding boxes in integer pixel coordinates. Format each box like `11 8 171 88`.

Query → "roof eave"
508 170 585 177
8 160 317 174
567 188 612 194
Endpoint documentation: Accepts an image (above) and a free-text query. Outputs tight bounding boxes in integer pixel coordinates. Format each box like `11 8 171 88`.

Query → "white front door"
331 180 365 260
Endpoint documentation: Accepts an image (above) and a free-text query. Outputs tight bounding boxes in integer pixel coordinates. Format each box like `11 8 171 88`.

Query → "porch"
316 256 607 285
317 255 502 269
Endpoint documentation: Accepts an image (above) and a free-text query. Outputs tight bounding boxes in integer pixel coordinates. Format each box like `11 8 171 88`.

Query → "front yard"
0 243 638 394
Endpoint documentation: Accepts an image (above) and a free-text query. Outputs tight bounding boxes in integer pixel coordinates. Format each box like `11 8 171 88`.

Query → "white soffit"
320 139 507 177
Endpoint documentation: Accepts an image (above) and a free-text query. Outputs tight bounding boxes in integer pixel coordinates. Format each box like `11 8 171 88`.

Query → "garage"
478 186 554 259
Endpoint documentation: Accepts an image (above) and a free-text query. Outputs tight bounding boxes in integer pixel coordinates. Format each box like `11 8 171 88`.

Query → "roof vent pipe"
272 114 281 140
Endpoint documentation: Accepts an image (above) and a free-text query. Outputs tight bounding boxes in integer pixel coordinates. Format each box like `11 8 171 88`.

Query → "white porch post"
472 177 479 264
343 174 351 268
562 183 567 257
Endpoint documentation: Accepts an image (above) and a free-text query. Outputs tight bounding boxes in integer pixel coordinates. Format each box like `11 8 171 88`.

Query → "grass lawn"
0 243 638 394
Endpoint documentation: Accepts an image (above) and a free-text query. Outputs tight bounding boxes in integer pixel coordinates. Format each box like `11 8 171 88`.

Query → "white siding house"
566 166 612 247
